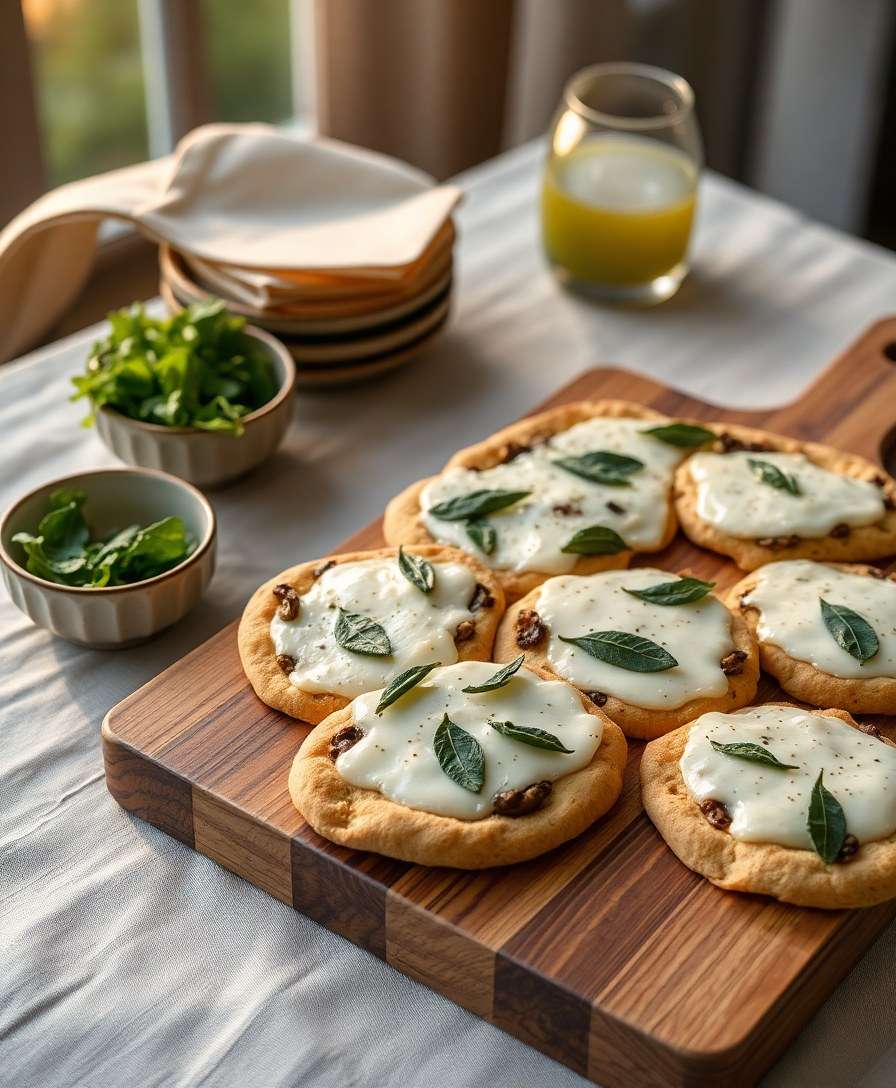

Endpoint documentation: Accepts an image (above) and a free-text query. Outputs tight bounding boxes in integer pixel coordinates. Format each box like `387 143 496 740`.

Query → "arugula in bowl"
71 299 278 436
13 490 195 588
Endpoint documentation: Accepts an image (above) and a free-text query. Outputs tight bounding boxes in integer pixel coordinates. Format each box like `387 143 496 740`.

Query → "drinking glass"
541 63 703 304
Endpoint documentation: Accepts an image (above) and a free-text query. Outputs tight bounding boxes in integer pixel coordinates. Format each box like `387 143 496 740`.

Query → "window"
206 0 295 125
22 0 149 188
11 0 314 221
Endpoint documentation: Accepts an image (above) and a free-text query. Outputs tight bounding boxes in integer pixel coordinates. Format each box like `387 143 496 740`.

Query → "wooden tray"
103 319 896 1088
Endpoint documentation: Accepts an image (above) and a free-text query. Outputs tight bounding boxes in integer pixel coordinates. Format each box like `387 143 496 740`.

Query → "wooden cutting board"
103 318 896 1088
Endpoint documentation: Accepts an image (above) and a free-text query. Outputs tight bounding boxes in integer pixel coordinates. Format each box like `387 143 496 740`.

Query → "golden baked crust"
641 706 896 908
289 662 628 868
727 562 896 714
382 400 678 603
673 421 896 569
238 545 505 725
493 577 759 740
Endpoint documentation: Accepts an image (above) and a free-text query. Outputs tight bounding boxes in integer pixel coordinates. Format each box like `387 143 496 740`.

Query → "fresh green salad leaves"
13 489 195 587
71 299 278 436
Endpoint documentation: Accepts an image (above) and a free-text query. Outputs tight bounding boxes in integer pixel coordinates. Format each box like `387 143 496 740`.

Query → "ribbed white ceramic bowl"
0 468 216 648
94 326 295 488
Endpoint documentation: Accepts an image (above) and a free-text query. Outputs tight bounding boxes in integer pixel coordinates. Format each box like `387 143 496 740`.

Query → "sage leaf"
623 576 715 606
559 630 677 672
747 457 801 496
375 662 439 713
709 740 798 769
643 422 715 448
560 524 627 555
807 770 847 864
428 489 530 521
490 720 574 753
465 517 496 555
462 654 525 693
819 599 879 663
553 450 643 487
398 546 434 593
334 608 392 656
433 714 484 792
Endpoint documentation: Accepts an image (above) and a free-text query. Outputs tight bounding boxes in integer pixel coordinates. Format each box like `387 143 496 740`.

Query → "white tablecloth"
3 141 896 1088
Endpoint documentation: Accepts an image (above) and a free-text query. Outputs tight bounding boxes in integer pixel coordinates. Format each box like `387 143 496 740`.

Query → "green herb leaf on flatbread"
433 714 485 793
807 770 847 864
375 662 439 713
334 609 393 656
462 654 525 693
553 450 643 487
558 630 677 672
560 525 627 555
642 423 715 448
398 546 435 593
747 457 801 496
819 599 879 663
490 720 574 753
428 489 530 521
623 576 715 606
709 740 798 769
465 517 497 555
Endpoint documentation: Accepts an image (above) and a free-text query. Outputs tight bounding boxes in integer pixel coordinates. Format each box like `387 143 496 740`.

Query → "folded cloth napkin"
181 219 456 308
0 123 461 362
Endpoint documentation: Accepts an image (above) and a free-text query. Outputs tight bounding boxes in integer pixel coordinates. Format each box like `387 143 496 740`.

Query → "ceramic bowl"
0 468 216 648
94 326 295 488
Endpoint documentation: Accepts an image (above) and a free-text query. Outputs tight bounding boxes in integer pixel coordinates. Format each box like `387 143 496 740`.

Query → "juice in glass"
542 134 697 288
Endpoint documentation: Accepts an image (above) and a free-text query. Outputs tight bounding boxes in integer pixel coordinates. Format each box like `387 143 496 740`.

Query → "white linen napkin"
0 123 461 361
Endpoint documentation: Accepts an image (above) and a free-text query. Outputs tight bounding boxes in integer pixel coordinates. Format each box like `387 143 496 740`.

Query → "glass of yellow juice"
542 63 702 305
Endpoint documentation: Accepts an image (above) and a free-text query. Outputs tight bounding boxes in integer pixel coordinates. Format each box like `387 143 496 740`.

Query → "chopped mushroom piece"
493 781 552 817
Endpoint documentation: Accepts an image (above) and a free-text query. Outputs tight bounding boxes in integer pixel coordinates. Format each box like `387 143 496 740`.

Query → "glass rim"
563 62 695 130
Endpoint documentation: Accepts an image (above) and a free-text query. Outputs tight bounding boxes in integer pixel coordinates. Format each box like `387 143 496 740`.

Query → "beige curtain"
314 0 766 181
314 0 516 180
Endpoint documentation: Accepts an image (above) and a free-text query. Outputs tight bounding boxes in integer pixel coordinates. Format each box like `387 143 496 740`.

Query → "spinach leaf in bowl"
13 490 195 587
71 299 278 436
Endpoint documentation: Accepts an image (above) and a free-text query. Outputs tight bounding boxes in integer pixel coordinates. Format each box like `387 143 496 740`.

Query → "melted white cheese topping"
420 418 684 574
743 560 896 679
270 557 475 698
336 660 603 820
538 569 734 710
680 705 896 848
688 450 884 539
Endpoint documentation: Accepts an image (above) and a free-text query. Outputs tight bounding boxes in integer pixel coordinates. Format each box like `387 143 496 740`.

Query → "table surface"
4 140 896 1088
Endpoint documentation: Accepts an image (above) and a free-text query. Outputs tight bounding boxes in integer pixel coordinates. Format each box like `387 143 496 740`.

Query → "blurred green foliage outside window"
22 0 294 190
23 0 149 187
206 0 293 125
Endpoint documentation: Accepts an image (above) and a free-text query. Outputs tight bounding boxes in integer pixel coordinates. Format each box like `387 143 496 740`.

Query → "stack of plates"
158 221 454 388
